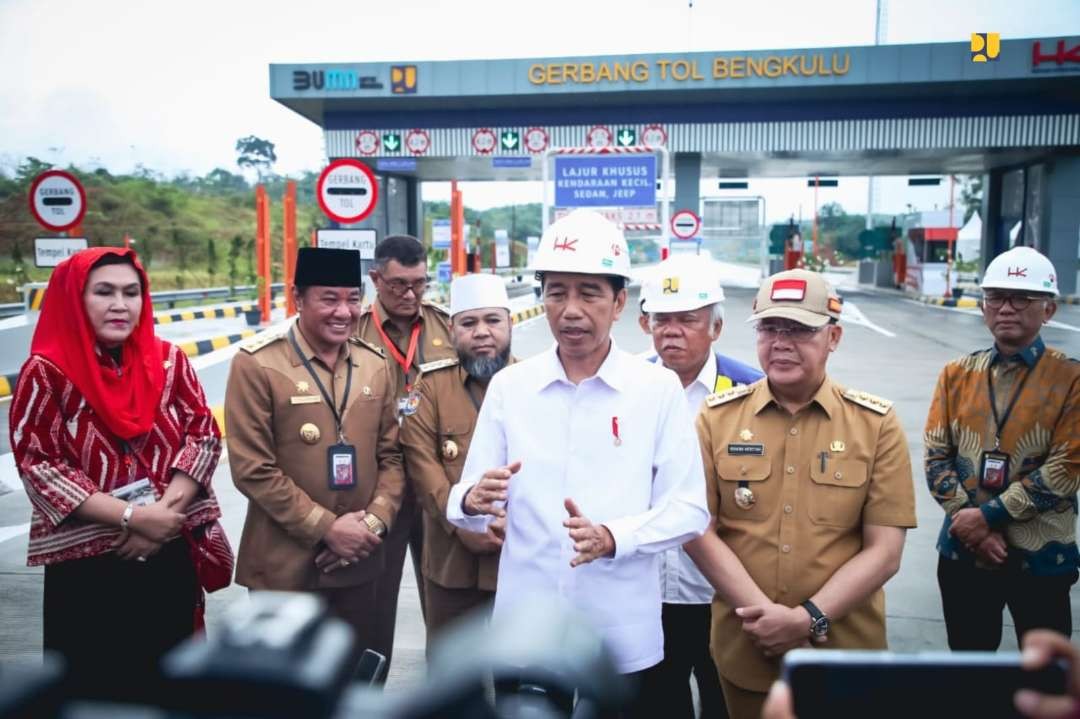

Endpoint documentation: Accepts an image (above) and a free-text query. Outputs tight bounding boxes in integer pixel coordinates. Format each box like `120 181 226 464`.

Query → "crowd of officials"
7 209 1078 718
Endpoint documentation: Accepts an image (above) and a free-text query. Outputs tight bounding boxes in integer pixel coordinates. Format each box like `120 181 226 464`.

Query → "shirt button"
834 472 843 480
740 466 748 475
786 466 795 474
780 584 789 593
782 544 791 553
784 504 793 514
789 428 798 436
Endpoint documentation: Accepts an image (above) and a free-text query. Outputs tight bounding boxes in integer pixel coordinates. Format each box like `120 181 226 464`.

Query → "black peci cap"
294 247 362 288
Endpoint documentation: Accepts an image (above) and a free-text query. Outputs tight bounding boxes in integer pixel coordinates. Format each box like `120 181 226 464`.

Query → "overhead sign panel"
432 219 451 249
553 155 656 208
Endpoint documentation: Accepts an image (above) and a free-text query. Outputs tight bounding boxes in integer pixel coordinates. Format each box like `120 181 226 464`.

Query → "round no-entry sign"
317 159 378 224
28 170 86 232
671 209 701 240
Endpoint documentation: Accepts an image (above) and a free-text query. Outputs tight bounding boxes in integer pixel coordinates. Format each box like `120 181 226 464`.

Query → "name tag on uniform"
290 395 322 405
328 444 357 490
727 443 765 456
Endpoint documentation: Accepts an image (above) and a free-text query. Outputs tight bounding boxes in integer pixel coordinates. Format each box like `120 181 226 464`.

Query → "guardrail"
0 303 24 319
150 283 285 309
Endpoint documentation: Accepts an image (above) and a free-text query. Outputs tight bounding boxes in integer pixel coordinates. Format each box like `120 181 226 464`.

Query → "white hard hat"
981 246 1059 297
531 209 632 280
449 273 512 317
641 256 725 313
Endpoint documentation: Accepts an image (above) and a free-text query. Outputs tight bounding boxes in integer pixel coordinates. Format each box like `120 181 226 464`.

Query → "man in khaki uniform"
400 273 515 652
354 235 456 668
686 270 916 719
226 247 405 670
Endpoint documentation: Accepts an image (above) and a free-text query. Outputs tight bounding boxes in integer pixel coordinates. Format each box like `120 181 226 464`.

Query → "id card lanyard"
371 305 421 392
288 328 352 444
987 354 1039 450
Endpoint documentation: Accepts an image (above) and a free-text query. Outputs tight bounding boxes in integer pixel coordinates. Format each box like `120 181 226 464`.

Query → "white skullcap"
449 273 512 317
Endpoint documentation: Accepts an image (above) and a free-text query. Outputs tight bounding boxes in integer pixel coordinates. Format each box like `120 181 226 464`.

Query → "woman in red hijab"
8 247 225 699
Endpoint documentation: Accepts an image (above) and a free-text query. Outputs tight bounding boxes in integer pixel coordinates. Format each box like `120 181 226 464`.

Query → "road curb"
512 304 545 323
155 297 285 325
915 294 979 309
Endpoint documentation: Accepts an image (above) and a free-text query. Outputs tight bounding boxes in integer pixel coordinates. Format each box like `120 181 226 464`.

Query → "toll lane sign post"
29 170 86 232
317 159 378 224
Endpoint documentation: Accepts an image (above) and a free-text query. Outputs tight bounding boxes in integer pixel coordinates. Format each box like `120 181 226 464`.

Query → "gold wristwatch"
363 514 387 537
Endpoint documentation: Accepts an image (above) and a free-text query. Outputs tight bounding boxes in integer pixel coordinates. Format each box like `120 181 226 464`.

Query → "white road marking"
0 523 29 545
841 301 896 338
0 452 18 492
0 314 29 332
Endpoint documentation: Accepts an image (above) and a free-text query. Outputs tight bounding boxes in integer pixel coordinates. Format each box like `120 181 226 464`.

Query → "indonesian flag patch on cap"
771 278 807 302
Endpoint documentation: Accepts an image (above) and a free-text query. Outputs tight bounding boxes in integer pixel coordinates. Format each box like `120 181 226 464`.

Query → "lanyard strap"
371 305 421 391
288 328 352 442
987 354 1039 449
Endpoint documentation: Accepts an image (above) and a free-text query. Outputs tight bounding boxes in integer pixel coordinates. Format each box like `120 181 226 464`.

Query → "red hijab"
30 247 165 440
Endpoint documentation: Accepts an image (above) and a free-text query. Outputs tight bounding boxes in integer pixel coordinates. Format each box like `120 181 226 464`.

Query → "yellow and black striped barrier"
25 287 47 311
155 297 285 325
177 330 257 358
916 295 979 309
511 304 545 324
0 372 18 399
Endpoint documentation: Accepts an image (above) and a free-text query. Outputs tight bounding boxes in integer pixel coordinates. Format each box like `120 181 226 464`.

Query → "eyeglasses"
379 274 430 297
982 292 1049 311
754 322 825 343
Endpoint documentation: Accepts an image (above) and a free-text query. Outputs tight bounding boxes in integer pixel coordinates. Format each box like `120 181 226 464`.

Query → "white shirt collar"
691 353 717 395
537 338 626 392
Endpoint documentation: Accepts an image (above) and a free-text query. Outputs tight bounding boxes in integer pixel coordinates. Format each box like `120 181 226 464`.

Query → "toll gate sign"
28 170 86 232
553 155 656 208
317 159 378 224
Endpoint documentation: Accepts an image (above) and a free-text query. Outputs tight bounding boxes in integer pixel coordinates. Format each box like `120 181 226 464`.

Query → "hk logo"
971 33 1000 62
553 238 578 252
662 277 680 294
1007 267 1028 278
611 243 622 257
391 65 417 94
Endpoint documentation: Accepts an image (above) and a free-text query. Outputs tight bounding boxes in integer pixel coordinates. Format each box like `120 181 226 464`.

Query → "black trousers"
43 539 198 703
937 554 1077 650
370 488 425 672
655 603 727 719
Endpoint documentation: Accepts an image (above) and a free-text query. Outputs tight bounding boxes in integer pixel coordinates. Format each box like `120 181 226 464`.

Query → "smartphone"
783 649 1068 719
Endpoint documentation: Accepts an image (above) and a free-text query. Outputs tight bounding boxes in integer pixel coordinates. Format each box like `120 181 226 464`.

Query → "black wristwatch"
801 600 830 638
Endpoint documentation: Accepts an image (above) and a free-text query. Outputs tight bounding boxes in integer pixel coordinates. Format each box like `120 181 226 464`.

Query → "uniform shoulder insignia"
423 300 450 316
349 337 385 357
705 383 754 408
841 388 893 415
239 330 284 354
419 357 459 374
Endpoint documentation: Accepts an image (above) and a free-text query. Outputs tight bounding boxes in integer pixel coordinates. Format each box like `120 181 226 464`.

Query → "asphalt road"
0 285 1078 695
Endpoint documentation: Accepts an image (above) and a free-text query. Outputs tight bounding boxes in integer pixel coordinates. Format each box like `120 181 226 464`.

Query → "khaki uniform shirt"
226 323 405 591
400 360 514 591
354 297 456 406
696 377 917 692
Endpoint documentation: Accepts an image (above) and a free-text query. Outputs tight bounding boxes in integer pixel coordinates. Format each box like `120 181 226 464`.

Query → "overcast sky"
2 0 1078 220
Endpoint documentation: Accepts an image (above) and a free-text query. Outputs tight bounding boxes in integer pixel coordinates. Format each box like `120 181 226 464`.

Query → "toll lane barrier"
155 297 285 325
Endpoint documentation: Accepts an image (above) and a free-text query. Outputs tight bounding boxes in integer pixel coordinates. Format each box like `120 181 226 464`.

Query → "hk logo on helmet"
1007 266 1028 278
662 277 680 294
553 237 578 252
611 244 622 257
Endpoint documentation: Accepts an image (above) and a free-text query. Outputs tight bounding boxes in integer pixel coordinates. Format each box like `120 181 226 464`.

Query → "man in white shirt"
447 210 709 718
638 256 763 718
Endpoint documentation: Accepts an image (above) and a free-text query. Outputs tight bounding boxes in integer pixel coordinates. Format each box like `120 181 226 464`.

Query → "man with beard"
354 235 456 670
446 210 709 718
400 273 515 652
925 246 1078 650
638 256 762 719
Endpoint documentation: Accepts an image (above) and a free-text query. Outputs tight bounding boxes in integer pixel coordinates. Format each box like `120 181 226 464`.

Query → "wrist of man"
461 486 478 516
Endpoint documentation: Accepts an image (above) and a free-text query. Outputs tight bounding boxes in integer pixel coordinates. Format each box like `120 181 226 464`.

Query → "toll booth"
903 212 959 296
769 221 802 274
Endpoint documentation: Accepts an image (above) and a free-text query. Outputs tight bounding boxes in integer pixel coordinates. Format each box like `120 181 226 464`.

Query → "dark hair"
89 253 143 290
374 235 426 270
536 271 626 296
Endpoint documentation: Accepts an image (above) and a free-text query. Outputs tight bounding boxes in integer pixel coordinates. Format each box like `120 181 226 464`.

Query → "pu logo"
391 65 418 94
1008 266 1028 278
553 237 578 252
971 33 1001 62
662 277 680 295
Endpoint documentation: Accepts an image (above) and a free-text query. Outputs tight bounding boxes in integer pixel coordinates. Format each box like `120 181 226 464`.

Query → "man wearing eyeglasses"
925 246 1079 651
685 269 916 719
638 256 762 719
355 235 456 672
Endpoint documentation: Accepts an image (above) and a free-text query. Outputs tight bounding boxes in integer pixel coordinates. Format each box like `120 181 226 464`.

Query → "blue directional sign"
554 155 656 207
376 158 417 172
492 157 531 168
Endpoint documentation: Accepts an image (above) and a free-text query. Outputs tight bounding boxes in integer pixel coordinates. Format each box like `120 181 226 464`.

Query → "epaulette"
349 337 386 358
841 388 893 415
705 383 754 408
239 330 284 354
418 357 459 374
423 300 450 316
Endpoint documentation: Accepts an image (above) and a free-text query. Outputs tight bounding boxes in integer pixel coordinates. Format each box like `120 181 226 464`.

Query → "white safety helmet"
531 209 633 280
981 246 1059 297
640 255 725 313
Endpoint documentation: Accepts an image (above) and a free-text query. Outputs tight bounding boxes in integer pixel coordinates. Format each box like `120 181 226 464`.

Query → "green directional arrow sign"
616 128 636 147
500 130 520 151
382 133 401 152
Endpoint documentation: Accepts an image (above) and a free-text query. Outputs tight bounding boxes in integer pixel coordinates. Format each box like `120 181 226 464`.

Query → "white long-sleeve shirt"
447 341 709 673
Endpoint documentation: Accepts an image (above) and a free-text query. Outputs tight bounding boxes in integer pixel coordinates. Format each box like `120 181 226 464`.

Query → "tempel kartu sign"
554 155 656 208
